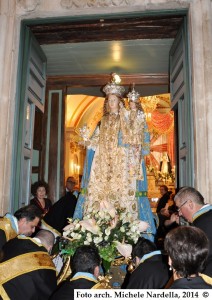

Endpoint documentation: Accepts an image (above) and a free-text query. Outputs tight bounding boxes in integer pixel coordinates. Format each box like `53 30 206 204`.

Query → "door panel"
40 89 65 203
14 27 47 209
170 18 194 188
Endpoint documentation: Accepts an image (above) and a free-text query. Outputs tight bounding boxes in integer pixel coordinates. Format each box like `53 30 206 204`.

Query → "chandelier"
140 96 159 121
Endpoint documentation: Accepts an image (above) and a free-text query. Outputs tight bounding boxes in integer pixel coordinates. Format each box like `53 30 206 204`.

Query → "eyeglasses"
177 200 188 212
66 181 75 184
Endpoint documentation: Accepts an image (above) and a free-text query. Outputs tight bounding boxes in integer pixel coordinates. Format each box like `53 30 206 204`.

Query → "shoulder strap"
0 218 17 242
0 251 56 284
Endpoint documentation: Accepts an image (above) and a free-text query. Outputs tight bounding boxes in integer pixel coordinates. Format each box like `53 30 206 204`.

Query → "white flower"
137 220 150 232
121 212 131 224
94 236 103 244
88 237 93 243
130 220 149 233
86 234 93 243
115 241 132 258
63 230 71 237
79 219 100 235
70 232 75 238
133 236 139 243
110 214 118 229
120 226 125 233
71 233 81 240
130 225 137 233
62 202 151 264
75 223 81 230
63 223 75 232
105 228 111 236
99 200 116 218
84 240 90 245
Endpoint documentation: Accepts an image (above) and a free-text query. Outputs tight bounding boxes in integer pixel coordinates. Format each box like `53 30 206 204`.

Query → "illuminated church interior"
65 92 175 202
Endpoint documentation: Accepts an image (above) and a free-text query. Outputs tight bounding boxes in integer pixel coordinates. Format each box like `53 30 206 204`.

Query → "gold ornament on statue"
97 274 112 289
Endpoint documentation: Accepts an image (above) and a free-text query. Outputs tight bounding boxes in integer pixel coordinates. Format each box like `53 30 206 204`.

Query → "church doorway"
12 11 193 209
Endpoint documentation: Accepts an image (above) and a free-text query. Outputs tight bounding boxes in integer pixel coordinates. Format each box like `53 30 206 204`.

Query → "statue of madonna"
73 75 156 241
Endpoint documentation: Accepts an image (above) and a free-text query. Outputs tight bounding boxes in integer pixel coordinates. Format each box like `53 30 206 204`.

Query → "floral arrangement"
154 170 175 184
60 200 149 271
147 165 175 183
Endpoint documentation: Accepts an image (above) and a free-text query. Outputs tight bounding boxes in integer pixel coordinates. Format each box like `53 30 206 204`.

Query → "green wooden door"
170 18 194 188
13 27 47 210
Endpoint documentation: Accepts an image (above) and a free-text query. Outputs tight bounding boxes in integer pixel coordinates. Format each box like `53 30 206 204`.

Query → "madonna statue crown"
127 85 140 102
103 73 125 97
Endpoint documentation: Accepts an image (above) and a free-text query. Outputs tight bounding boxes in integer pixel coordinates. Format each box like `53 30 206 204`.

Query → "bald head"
35 230 55 253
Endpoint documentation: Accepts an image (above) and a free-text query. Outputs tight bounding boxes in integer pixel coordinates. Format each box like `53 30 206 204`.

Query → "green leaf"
102 259 112 274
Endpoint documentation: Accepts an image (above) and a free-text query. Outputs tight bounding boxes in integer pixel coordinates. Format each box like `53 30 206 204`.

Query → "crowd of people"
1 75 212 298
1 184 212 299
0 175 80 299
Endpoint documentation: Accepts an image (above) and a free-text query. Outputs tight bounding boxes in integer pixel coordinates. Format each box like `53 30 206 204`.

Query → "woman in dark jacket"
30 180 52 216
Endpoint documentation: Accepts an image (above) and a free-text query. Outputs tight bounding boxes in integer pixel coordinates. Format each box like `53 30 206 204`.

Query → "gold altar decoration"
140 95 159 121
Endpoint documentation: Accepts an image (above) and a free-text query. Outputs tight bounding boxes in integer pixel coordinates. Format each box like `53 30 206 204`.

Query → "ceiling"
29 14 184 97
41 39 172 96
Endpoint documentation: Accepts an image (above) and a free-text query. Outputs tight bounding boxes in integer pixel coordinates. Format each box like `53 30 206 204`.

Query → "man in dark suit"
0 205 42 250
156 185 170 213
155 185 171 247
124 237 170 289
43 177 78 234
174 186 212 277
0 229 57 300
50 245 104 300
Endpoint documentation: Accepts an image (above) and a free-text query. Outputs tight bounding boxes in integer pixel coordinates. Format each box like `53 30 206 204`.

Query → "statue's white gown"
74 111 156 240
